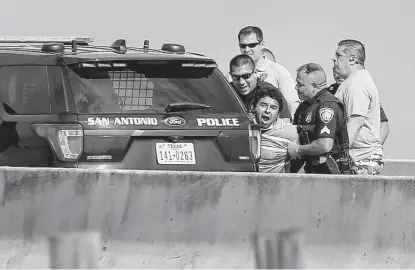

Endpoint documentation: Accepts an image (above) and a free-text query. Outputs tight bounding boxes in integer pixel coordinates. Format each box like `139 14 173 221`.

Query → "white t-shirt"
335 69 383 161
255 56 300 117
259 118 298 173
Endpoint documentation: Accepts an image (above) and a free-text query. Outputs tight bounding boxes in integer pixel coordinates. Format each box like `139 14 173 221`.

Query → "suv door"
0 65 77 167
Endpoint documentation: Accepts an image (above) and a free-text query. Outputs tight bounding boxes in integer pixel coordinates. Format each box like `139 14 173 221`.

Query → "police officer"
287 63 352 174
228 54 292 122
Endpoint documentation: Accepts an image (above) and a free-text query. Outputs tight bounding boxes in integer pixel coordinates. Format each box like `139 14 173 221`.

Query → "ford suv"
0 36 260 171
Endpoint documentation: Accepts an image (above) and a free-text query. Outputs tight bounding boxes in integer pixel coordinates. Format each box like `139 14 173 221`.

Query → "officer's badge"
305 113 312 123
258 72 268 81
319 107 334 124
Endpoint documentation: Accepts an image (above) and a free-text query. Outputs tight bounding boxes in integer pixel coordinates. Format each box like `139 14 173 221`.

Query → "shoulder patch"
319 107 334 124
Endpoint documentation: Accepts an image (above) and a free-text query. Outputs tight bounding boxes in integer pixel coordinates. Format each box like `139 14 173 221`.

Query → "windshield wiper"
164 102 211 113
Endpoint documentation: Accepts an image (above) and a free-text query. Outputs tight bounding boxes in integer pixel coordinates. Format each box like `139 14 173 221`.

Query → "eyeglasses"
238 42 260 49
230 72 254 81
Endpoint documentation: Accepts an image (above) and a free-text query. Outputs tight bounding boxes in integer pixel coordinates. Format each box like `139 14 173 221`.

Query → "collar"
255 55 270 72
304 88 328 104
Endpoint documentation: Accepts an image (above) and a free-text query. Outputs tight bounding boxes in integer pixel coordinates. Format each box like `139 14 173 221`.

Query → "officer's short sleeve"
380 106 388 122
315 102 341 139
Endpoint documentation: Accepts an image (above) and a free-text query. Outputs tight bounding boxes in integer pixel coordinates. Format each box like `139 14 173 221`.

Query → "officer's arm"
298 138 334 156
299 102 339 156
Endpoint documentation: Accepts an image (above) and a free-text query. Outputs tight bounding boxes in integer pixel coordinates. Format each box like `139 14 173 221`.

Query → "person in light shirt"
232 26 300 118
262 48 276 62
332 39 384 175
327 68 390 145
251 85 298 173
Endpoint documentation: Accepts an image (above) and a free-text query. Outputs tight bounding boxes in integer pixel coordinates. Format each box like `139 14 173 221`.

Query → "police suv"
0 36 260 171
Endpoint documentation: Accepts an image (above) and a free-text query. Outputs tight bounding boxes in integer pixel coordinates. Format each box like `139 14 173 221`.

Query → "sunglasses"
230 72 254 81
239 42 261 49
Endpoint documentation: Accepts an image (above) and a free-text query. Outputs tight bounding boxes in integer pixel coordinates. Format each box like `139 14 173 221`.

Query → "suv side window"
0 66 62 115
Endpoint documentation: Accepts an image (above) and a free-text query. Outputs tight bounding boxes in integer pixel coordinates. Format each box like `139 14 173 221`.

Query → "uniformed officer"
287 63 352 174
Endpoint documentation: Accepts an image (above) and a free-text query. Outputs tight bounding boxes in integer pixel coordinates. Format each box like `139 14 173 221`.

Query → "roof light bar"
181 62 218 68
0 36 94 44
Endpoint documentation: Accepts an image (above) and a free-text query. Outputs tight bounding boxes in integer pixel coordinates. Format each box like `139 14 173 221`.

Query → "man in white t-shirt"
229 26 300 118
332 39 384 175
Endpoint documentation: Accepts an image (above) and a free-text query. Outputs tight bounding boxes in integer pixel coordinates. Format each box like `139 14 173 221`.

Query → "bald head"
296 63 327 90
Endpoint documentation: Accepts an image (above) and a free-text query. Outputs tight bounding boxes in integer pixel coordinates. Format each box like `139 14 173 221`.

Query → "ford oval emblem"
164 116 187 126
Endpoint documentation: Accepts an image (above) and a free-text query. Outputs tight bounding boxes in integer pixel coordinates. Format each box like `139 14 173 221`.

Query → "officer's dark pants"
304 163 340 174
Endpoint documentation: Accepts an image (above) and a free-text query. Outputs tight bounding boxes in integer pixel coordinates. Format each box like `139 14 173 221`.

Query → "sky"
0 0 413 159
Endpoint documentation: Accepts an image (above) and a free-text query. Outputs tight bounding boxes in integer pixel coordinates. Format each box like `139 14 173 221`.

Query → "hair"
261 48 275 61
296 63 327 89
251 84 284 113
338 39 366 65
229 54 255 71
238 26 263 42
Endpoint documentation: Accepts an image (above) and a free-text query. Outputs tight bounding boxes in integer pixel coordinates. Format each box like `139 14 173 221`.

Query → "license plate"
156 143 196 165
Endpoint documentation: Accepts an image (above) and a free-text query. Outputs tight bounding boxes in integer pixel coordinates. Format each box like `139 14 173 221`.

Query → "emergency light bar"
0 36 94 44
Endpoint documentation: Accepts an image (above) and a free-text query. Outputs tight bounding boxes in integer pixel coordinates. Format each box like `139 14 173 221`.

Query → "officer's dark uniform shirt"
293 88 349 159
327 83 388 122
232 80 292 120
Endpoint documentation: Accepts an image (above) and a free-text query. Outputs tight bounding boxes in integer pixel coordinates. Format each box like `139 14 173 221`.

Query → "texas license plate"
156 143 196 165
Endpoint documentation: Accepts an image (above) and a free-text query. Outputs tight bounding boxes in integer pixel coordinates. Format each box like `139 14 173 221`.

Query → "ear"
349 55 358 65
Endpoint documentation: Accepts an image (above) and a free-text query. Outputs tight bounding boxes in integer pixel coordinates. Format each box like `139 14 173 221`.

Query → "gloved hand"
287 141 301 159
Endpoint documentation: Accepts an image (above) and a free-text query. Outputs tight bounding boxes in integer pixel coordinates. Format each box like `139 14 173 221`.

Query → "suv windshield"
67 61 244 114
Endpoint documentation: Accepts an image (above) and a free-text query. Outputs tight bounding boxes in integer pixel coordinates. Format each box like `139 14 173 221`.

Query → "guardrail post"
251 227 305 269
48 231 101 269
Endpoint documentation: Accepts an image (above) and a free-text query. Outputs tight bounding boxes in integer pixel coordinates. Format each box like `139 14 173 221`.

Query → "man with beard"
228 54 292 122
287 63 352 174
251 86 298 173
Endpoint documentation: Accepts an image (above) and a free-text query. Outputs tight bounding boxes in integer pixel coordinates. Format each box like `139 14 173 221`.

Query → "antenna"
143 40 149 53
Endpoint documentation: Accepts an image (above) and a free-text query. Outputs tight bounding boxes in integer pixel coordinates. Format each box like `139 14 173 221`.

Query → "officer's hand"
287 141 301 159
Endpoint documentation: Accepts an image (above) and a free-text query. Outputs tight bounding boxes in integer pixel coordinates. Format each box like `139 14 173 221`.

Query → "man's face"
254 96 280 129
239 33 263 64
295 71 315 101
230 63 257 96
332 45 351 78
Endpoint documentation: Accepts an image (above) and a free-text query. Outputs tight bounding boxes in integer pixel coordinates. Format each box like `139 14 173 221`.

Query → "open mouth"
261 115 270 122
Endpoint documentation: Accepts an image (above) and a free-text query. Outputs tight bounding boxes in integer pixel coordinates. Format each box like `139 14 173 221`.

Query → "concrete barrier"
0 167 415 268
382 159 415 176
